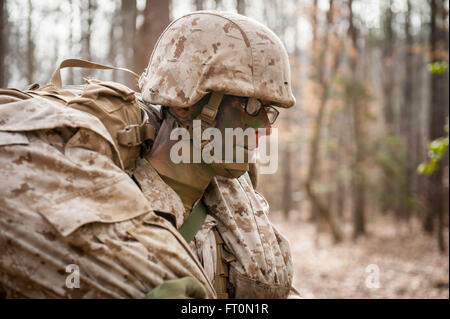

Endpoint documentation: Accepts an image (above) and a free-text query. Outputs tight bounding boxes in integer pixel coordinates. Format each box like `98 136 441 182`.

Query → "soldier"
0 10 300 299
136 11 301 298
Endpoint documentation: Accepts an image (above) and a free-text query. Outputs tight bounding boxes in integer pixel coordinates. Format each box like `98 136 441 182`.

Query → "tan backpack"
0 59 155 172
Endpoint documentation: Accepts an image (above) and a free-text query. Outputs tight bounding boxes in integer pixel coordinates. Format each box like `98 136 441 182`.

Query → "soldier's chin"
210 163 249 179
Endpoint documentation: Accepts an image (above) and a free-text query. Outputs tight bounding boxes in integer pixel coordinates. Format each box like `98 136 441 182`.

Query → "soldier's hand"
145 276 207 299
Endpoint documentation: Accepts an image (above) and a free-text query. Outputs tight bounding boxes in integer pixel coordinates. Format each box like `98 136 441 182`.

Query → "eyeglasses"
244 98 279 125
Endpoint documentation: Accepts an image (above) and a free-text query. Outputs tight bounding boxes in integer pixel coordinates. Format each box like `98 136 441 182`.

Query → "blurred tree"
413 21 429 208
425 0 448 253
382 0 395 133
80 0 96 78
195 0 203 11
67 0 75 84
0 0 6 87
381 0 396 214
135 0 170 77
121 0 137 87
236 0 245 15
107 0 120 82
347 0 367 239
280 0 300 220
26 0 34 84
215 0 222 10
305 0 343 242
399 0 415 221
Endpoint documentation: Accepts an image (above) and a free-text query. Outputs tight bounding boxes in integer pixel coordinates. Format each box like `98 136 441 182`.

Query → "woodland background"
0 0 448 298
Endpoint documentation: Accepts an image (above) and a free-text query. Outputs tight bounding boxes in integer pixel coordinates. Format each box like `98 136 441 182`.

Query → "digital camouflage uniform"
194 174 297 298
132 157 298 298
138 11 300 298
0 10 300 299
0 91 215 298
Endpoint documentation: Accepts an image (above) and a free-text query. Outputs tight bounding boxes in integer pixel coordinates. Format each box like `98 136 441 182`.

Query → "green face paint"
162 94 271 179
211 95 270 175
215 95 270 131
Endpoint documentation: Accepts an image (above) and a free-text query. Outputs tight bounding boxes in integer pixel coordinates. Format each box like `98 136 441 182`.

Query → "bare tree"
236 0 245 15
215 0 223 10
26 0 35 84
399 0 415 221
426 0 448 252
304 0 343 243
80 0 96 78
0 0 6 87
67 0 74 84
347 0 367 239
135 0 170 76
381 0 396 214
107 0 120 81
195 0 203 11
382 0 395 132
121 0 137 87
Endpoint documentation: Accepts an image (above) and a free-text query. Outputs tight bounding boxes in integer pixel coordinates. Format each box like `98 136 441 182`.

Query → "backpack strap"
212 227 235 299
50 59 140 88
178 199 207 243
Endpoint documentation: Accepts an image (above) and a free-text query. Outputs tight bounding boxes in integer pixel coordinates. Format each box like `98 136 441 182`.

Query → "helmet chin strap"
170 92 223 142
191 92 223 148
195 93 250 177
195 92 224 129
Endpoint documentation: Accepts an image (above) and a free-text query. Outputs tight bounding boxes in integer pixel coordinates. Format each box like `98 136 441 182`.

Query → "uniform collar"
132 158 187 229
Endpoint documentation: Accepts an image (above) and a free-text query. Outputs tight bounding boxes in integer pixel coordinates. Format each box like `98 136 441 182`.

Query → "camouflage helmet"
138 10 295 110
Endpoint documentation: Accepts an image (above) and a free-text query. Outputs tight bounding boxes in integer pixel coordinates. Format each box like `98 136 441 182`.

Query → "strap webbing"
50 59 140 88
117 110 156 147
196 92 223 127
178 199 207 243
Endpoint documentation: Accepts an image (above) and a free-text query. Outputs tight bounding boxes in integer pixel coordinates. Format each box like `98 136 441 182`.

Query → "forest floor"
271 212 449 299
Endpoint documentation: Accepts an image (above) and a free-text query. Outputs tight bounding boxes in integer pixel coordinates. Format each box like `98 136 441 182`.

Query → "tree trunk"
67 0 74 84
195 0 203 11
411 16 427 216
107 1 120 82
215 0 223 10
0 0 6 87
120 0 137 87
135 0 170 77
427 0 448 253
381 0 396 214
304 0 343 243
236 0 246 15
400 0 414 220
26 0 34 84
80 0 94 78
348 0 366 239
